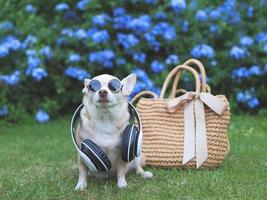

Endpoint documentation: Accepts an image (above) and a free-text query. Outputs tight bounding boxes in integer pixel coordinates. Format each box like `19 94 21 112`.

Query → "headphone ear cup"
121 124 138 162
81 139 112 171
134 130 140 156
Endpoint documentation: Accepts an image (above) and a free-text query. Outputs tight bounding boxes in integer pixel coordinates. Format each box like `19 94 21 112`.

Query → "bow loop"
167 92 196 113
166 92 227 115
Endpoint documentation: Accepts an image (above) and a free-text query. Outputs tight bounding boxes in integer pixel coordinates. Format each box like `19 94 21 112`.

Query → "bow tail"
195 99 208 168
182 101 195 165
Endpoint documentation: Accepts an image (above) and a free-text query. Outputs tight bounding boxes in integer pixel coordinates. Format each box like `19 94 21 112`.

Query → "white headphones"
71 103 143 172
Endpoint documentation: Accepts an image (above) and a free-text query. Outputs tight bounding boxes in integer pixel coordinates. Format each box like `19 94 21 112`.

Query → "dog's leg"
117 159 129 189
135 154 153 178
75 156 88 190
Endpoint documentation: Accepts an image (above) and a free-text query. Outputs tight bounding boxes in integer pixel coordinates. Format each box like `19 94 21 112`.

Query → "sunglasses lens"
88 80 101 92
108 79 121 92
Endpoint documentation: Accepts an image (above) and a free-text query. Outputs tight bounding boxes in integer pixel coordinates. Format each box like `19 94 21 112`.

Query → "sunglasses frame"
87 78 123 93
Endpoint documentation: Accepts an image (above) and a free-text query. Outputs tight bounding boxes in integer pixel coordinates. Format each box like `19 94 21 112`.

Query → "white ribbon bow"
166 92 227 168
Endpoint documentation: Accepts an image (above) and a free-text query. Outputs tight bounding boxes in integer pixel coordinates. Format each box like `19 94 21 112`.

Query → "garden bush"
0 0 267 123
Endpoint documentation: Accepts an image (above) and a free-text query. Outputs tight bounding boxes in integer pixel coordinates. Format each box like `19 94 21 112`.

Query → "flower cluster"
236 89 259 109
191 44 215 59
64 66 90 81
0 70 21 86
0 105 8 117
88 50 115 68
1 0 267 123
35 109 50 123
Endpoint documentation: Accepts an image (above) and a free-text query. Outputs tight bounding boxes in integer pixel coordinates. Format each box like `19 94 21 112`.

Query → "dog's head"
82 74 136 107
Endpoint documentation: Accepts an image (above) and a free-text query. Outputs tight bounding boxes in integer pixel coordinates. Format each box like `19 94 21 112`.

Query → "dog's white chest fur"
80 103 129 152
90 120 123 150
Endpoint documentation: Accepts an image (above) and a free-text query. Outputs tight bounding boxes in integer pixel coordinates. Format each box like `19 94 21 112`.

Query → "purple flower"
152 22 176 41
263 44 267 54
77 0 90 10
0 21 14 31
248 65 261 76
130 67 156 99
240 36 254 47
144 0 157 4
88 50 115 68
35 109 49 123
182 20 189 32
236 91 251 102
25 4 37 14
0 36 21 54
0 45 9 57
91 30 110 43
236 89 259 109
0 70 20 86
150 60 165 73
144 32 161 51
232 67 249 79
229 46 246 59
113 7 126 17
154 12 167 20
92 14 109 26
22 35 37 48
195 10 208 22
209 25 221 33
209 9 221 20
116 58 126 66
61 28 74 37
74 29 88 39
170 0 186 13
31 68 48 81
0 105 8 117
247 6 254 18
133 52 146 64
64 66 90 80
68 53 81 62
117 33 139 49
26 49 38 57
129 15 151 33
210 60 217 67
26 56 41 75
165 55 179 65
39 46 52 59
113 15 133 29
55 3 69 12
191 44 215 59
255 32 267 43
132 67 149 81
247 97 259 108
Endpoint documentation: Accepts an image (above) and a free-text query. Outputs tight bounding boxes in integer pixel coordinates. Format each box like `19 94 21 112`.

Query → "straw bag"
132 59 230 169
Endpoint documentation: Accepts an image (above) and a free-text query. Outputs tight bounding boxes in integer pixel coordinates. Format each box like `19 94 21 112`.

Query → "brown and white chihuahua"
75 74 153 190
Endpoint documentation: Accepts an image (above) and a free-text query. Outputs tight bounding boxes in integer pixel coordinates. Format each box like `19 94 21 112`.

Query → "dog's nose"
99 89 108 97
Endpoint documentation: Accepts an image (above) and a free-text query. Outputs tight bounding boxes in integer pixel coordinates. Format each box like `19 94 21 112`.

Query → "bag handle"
170 59 207 98
131 90 158 104
159 65 201 99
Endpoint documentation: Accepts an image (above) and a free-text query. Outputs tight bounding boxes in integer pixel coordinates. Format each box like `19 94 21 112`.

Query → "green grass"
0 115 266 200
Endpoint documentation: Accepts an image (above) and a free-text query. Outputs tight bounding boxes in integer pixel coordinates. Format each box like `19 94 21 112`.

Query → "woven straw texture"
133 59 231 169
137 96 230 168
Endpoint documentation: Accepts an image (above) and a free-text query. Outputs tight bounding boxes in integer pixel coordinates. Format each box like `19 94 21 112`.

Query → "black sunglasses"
87 79 122 93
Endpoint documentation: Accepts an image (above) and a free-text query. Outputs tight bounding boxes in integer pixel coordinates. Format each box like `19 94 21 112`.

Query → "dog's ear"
121 74 136 95
82 78 90 94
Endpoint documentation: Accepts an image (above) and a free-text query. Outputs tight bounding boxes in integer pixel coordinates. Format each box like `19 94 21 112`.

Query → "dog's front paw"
142 171 153 178
117 177 127 189
75 180 88 190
